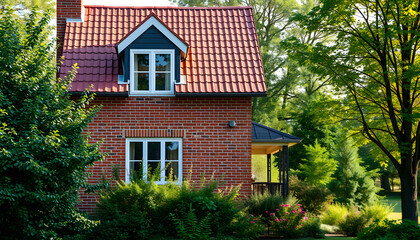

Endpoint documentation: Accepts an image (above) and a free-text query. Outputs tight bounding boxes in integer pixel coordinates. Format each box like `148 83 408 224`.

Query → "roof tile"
60 6 266 95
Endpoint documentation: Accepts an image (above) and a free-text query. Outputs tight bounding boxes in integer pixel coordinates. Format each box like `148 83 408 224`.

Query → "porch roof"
251 121 301 155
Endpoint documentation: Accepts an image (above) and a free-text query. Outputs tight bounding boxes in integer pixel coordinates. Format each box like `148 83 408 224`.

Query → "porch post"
266 154 271 182
282 145 289 197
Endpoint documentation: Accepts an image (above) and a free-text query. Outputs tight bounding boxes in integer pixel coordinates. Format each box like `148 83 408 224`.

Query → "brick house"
57 0 299 213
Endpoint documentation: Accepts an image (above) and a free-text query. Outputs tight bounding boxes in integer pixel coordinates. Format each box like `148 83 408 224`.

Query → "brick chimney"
57 0 84 59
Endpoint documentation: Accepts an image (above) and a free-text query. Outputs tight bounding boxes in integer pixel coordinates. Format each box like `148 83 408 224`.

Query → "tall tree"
0 0 55 14
0 8 102 238
288 0 420 221
329 136 378 207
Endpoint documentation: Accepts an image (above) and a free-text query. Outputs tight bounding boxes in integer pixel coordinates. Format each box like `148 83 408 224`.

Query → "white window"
130 49 175 95
125 138 182 184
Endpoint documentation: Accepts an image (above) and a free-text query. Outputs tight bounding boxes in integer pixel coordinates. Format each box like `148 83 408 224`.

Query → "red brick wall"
57 0 83 58
78 96 253 213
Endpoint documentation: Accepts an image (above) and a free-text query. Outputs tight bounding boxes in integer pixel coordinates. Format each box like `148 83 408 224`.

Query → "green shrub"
170 204 211 240
163 177 240 236
320 203 348 225
88 211 151 240
304 214 325 238
338 208 369 236
362 202 393 222
263 204 307 238
244 192 296 216
225 210 265 239
290 175 334 215
358 219 420 240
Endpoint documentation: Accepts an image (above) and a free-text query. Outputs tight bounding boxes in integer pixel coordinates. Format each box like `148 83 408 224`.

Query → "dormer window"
130 50 174 95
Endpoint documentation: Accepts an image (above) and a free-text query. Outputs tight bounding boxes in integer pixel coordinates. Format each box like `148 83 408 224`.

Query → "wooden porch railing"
252 182 282 195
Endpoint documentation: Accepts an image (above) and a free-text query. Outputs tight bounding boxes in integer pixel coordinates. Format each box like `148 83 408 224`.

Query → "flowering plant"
262 204 307 238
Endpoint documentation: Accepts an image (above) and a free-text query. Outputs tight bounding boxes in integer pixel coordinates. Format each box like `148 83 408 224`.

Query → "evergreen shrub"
358 219 420 240
290 175 334 215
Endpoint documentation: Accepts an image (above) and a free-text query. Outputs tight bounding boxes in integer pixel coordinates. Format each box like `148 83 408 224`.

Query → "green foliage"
94 176 241 238
0 0 55 14
289 175 334 215
244 192 296 217
338 208 369 237
303 214 325 238
358 219 420 240
225 210 265 239
287 0 420 221
329 137 378 207
88 211 151 240
296 140 337 187
362 202 394 223
320 203 348 226
266 204 307 238
0 8 103 239
170 204 212 240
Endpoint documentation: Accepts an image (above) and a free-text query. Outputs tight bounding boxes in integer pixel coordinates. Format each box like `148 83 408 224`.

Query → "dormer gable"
117 14 189 58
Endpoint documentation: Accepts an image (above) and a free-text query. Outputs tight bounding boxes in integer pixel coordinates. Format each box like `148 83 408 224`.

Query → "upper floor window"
130 49 174 95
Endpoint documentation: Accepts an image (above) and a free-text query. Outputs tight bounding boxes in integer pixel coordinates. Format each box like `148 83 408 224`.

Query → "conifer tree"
329 137 378 206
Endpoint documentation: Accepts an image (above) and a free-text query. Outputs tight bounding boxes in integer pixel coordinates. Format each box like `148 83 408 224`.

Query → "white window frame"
125 138 183 185
130 49 175 96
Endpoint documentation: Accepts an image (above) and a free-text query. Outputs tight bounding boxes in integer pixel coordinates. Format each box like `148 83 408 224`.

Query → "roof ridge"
83 5 253 10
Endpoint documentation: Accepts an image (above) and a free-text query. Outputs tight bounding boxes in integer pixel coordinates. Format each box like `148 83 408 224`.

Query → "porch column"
266 154 271 182
282 145 289 197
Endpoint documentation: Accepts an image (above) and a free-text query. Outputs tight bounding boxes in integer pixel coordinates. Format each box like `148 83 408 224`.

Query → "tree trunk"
380 174 391 192
399 169 418 222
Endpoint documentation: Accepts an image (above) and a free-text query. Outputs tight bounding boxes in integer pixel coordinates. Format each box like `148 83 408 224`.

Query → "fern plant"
170 204 212 240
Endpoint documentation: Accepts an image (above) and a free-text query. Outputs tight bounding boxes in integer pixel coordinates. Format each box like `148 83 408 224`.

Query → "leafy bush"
290 175 334 215
94 175 241 238
320 203 348 225
338 207 369 236
244 192 296 217
225 211 265 239
88 211 151 240
358 219 420 240
170 204 211 240
303 214 325 238
0 7 103 239
362 202 393 222
265 204 307 238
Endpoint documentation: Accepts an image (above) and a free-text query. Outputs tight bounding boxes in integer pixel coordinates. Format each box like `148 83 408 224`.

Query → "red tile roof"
59 6 267 95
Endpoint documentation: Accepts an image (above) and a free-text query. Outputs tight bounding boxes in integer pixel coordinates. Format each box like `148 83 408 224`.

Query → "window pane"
165 162 179 181
155 54 171 71
155 73 171 91
135 54 149 71
134 73 149 91
165 142 179 160
129 161 143 180
130 142 143 160
148 142 161 160
147 162 160 181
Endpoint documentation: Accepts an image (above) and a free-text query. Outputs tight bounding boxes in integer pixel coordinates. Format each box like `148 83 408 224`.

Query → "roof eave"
175 92 267 97
69 91 129 97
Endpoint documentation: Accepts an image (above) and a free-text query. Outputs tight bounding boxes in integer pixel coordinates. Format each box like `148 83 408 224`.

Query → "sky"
83 0 175 6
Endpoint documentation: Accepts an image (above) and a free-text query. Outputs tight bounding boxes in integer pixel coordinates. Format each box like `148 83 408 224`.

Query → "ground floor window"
125 138 182 184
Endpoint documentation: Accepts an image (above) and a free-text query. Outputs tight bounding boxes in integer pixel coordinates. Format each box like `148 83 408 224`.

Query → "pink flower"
276 209 280 211
293 210 297 213
251 221 255 224
301 224 304 227
270 213 274 216
295 226 298 229
275 218 279 222
304 217 308 220
285 204 289 207
298 204 301 207
286 212 290 214
266 211 269 213
251 214 254 217
281 204 285 207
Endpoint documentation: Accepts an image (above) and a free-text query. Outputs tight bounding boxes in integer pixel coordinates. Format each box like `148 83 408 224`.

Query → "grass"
379 191 420 222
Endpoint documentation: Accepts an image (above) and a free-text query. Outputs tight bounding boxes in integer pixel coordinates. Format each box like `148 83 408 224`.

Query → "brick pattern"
78 96 253 213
